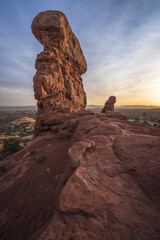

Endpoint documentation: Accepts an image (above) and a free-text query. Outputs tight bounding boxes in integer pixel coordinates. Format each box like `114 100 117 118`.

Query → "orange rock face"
0 109 160 240
31 11 87 115
37 133 160 240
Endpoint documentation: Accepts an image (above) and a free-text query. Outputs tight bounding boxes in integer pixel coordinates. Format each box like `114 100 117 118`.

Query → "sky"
0 0 160 106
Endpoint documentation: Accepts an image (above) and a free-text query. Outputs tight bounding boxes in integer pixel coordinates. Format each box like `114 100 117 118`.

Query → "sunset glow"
0 0 160 107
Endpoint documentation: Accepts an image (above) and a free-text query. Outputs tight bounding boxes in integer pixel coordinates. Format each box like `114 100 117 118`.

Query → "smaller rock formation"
101 96 128 120
101 96 116 113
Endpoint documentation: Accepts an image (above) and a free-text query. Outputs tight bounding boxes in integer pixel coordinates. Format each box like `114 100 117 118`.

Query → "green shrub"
1 138 20 160
20 131 33 137
34 156 46 163
0 165 6 172
135 118 140 122
23 139 29 146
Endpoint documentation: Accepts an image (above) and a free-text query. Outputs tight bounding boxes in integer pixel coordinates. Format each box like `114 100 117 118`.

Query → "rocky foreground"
0 10 160 240
0 110 160 240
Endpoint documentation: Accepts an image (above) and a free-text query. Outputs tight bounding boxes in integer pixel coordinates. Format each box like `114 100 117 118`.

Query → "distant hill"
116 105 160 109
87 105 160 110
86 105 103 108
0 105 159 111
0 106 37 111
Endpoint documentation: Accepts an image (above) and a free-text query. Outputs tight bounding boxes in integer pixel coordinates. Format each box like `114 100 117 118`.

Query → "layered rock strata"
31 10 87 132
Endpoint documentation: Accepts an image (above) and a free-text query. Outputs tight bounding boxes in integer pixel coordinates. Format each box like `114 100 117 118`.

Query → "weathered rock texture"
0 111 160 240
31 11 87 125
37 131 160 240
101 96 116 113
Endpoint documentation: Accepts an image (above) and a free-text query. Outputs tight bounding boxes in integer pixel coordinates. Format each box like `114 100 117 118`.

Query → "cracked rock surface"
1 110 160 240
35 115 160 240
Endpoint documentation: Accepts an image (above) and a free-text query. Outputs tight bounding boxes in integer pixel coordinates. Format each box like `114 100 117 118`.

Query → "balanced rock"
31 11 87 115
101 96 116 113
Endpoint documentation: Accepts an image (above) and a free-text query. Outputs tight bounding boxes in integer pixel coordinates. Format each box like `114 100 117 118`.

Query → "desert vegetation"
0 138 20 160
0 110 36 159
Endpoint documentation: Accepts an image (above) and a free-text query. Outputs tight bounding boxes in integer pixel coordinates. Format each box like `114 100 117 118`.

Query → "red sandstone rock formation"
101 96 116 113
0 111 160 240
31 11 87 123
37 133 160 240
101 96 128 121
0 10 160 240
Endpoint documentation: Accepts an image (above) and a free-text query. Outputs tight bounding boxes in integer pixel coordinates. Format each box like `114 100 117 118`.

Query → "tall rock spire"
31 11 87 113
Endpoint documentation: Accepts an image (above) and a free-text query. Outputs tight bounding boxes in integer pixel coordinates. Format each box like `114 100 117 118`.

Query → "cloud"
80 1 160 105
0 0 160 106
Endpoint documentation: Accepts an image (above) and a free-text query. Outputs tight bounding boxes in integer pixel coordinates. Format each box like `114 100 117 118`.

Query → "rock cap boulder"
31 10 87 75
